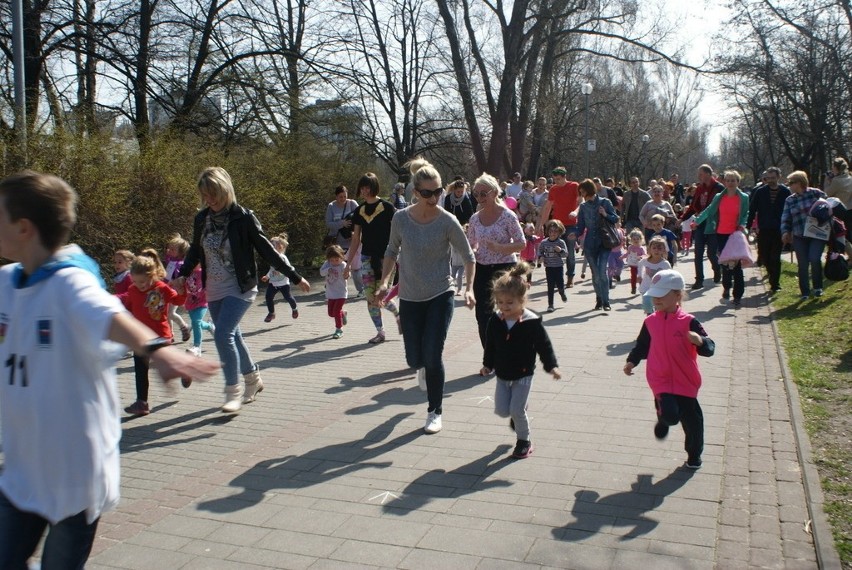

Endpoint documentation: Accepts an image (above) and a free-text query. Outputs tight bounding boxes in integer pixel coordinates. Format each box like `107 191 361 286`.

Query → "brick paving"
27 248 840 568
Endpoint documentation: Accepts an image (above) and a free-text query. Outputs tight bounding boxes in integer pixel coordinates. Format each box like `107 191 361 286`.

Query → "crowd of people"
0 158 848 566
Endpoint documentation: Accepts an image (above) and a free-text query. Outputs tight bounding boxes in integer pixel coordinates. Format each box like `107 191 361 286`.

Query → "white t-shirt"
637 258 672 294
0 263 125 524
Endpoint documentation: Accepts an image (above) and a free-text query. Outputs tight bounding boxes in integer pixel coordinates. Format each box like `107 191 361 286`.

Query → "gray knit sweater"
385 208 476 302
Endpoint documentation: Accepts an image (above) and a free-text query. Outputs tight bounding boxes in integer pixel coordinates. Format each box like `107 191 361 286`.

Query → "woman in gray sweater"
378 157 476 435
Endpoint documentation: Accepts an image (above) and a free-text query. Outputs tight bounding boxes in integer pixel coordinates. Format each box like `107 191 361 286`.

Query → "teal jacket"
694 189 749 235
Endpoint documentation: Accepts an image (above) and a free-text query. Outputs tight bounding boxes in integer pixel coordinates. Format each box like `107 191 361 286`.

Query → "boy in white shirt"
0 171 219 568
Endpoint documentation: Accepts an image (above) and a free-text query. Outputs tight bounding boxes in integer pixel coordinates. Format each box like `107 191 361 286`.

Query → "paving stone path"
32 248 840 569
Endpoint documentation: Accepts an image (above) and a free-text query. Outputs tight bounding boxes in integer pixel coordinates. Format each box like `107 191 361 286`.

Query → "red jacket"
118 280 186 339
682 178 723 220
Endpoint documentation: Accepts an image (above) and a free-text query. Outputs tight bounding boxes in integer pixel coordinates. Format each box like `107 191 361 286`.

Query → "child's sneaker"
332 329 343 339
292 309 299 319
631 286 637 295
581 272 586 279
685 456 703 470
512 439 533 459
547 306 555 313
185 346 201 357
180 325 191 342
654 420 669 439
264 313 275 323
342 311 348 326
124 400 150 416
368 331 385 344
180 376 192 388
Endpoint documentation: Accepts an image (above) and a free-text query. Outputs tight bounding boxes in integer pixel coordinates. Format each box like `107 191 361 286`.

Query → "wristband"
143 337 171 356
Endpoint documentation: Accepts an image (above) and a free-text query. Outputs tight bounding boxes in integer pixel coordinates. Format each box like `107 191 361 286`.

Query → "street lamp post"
640 134 650 183
581 83 593 177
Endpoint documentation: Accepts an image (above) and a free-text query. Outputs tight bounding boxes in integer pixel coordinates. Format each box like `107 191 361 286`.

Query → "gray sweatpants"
494 376 533 440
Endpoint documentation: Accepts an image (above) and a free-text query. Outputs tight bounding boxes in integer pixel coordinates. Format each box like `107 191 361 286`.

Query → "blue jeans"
0 492 98 569
399 291 454 414
693 223 719 282
792 236 824 295
586 247 611 305
561 227 577 277
208 296 256 386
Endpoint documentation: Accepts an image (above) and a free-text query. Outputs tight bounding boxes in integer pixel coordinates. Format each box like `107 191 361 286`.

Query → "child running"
680 213 695 255
184 263 214 356
537 219 568 312
607 220 625 288
113 249 134 294
638 236 672 315
623 269 715 470
118 249 188 415
0 171 217 569
164 234 191 342
261 233 299 322
623 229 646 295
320 245 349 339
520 223 543 284
480 263 561 459
649 214 679 266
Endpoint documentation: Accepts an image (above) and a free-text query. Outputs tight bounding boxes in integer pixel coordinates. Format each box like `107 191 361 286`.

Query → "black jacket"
179 203 303 293
746 184 792 231
483 310 558 380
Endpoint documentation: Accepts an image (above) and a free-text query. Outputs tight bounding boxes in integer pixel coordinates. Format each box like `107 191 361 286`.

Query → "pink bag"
718 231 756 268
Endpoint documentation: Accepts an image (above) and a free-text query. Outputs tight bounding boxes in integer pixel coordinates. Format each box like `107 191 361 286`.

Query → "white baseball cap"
643 269 685 298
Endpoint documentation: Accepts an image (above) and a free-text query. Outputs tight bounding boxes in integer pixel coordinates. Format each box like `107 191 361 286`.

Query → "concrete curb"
766 282 843 570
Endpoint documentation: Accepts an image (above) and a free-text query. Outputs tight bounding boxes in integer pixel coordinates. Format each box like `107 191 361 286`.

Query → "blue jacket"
575 196 619 252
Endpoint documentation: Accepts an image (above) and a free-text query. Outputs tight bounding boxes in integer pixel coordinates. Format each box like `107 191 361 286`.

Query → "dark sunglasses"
417 188 443 198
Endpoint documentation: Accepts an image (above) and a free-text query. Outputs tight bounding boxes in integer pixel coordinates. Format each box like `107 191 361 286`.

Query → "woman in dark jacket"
443 179 475 225
174 167 311 413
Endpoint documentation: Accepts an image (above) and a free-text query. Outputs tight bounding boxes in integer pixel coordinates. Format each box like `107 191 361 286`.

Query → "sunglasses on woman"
472 189 493 198
417 188 443 198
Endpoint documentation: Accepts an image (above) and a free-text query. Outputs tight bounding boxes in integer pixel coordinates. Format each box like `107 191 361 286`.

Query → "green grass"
771 261 851 566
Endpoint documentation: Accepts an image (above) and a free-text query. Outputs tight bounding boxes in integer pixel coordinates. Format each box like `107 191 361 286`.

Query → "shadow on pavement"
382 444 514 514
552 469 695 542
195 413 419 513
120 406 227 452
327 368 413 396
343 373 488 415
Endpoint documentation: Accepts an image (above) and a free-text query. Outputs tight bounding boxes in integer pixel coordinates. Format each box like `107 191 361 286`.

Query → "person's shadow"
196 413 420 513
382 444 514 514
552 469 695 541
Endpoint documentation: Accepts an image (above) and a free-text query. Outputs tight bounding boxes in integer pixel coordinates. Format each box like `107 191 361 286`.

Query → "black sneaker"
512 439 533 459
603 303 612 311
594 302 602 310
560 291 567 302
691 281 704 290
721 289 730 300
733 298 741 307
685 456 703 470
654 420 669 439
509 418 515 432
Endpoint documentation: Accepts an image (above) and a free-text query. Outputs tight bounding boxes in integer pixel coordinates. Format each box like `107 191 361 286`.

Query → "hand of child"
688 331 704 346
479 366 493 376
623 362 635 376
554 246 562 253
550 368 562 380
261 275 269 283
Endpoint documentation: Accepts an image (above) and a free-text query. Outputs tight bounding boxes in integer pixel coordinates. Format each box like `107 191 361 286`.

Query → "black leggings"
265 283 297 313
474 262 515 347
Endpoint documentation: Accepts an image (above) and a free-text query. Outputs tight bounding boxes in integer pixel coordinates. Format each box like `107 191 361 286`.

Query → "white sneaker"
424 411 442 434
222 384 244 413
417 368 427 392
185 346 201 357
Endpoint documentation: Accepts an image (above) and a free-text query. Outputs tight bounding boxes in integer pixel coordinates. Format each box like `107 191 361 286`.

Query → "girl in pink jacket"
623 270 715 470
